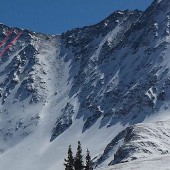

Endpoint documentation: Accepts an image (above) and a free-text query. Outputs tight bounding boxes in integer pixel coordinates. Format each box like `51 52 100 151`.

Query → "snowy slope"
95 121 170 167
0 0 170 170
99 154 170 170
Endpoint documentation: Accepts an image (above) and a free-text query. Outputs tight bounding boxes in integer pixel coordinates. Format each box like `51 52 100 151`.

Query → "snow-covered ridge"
0 0 170 169
95 121 170 167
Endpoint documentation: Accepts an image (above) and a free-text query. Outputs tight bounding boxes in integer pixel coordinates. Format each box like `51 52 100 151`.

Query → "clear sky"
0 0 153 35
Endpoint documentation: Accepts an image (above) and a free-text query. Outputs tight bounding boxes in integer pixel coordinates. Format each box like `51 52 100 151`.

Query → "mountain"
0 0 170 169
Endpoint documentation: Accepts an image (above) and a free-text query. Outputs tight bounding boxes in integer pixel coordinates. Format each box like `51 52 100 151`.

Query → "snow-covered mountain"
0 0 170 169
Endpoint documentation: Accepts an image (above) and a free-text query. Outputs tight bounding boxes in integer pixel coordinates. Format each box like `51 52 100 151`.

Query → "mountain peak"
150 0 170 11
1 1 170 170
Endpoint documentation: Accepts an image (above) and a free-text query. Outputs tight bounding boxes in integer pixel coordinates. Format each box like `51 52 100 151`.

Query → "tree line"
64 141 93 170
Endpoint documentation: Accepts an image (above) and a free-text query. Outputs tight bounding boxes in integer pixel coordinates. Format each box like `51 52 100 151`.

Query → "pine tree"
85 149 93 170
74 141 84 170
64 145 74 170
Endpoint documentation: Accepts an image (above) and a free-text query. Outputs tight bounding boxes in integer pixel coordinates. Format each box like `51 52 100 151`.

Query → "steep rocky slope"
0 0 170 170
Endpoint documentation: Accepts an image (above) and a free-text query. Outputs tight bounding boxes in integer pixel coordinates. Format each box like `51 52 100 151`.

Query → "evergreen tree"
85 149 93 170
64 145 74 170
74 141 84 170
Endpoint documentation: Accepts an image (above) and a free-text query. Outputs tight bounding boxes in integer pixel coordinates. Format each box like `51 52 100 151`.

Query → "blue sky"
0 0 153 34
